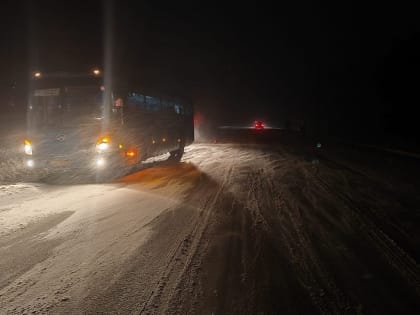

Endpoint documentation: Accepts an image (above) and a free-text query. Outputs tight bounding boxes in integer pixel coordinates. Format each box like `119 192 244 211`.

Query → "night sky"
1 0 419 141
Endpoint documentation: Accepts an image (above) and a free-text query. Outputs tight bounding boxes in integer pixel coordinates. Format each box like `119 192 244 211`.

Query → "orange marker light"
97 136 110 144
125 148 137 158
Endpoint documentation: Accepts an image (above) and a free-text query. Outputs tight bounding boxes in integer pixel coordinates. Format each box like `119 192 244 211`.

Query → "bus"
23 70 194 178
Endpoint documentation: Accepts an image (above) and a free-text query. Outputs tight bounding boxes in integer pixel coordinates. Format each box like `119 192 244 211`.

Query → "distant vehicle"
23 70 194 177
254 120 265 130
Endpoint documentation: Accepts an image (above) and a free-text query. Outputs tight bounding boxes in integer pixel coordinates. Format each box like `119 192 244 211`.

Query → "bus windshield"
28 86 105 129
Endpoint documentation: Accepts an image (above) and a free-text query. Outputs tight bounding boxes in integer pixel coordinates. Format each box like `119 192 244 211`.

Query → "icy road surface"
0 142 419 314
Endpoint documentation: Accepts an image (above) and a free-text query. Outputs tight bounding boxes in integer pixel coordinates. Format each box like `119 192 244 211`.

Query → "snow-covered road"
0 142 419 314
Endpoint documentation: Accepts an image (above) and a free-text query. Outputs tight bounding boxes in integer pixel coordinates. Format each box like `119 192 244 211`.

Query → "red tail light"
254 121 264 129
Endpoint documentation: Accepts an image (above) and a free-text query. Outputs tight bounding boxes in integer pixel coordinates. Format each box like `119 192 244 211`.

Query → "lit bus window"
146 96 161 111
174 104 183 114
126 91 190 115
127 93 146 110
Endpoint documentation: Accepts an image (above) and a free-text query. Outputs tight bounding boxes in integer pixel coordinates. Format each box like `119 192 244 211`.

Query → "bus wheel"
168 147 184 162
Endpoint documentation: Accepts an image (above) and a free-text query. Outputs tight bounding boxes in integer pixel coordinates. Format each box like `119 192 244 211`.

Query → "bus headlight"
26 159 34 168
24 139 33 155
97 142 109 152
96 136 111 152
96 157 106 167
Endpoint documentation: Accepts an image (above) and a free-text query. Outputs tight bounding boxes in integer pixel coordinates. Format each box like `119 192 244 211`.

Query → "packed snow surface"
0 142 419 314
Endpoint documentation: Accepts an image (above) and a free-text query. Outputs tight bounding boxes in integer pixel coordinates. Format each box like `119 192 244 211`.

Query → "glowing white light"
26 160 34 168
93 69 101 75
34 72 41 78
24 144 33 155
96 142 109 152
96 158 106 167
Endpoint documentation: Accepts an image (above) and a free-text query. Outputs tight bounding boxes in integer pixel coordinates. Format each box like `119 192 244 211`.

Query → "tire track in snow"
245 156 355 315
139 162 235 314
312 172 420 298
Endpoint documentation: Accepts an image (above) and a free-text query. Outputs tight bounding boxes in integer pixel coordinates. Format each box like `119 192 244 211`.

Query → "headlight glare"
96 136 111 152
96 158 106 167
97 142 109 152
24 139 33 155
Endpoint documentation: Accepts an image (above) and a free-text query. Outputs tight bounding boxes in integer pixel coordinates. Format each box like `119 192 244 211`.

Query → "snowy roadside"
0 160 202 314
0 156 198 237
0 183 105 239
351 142 420 159
0 127 27 184
0 153 27 183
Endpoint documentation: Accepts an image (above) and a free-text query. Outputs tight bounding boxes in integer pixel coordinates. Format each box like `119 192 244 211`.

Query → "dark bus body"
24 72 193 176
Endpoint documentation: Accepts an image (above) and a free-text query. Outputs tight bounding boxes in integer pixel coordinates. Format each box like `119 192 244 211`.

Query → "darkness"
1 0 419 144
